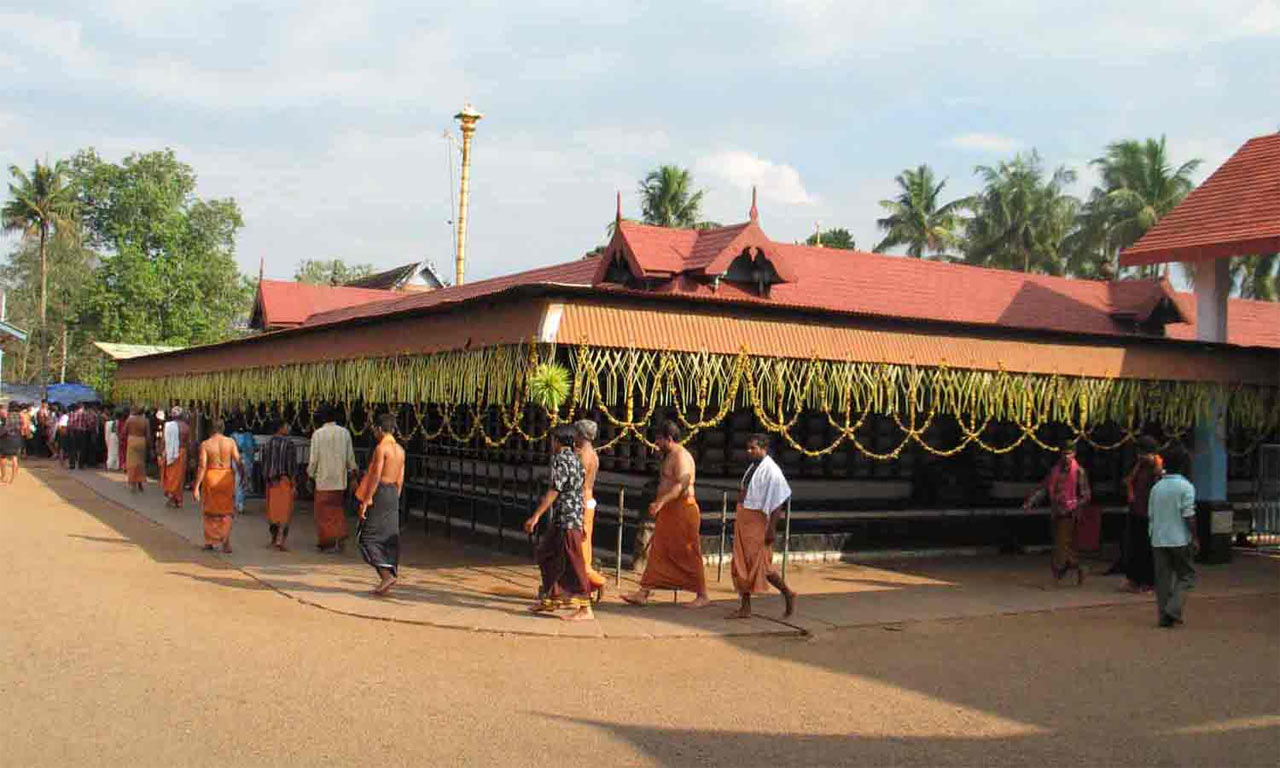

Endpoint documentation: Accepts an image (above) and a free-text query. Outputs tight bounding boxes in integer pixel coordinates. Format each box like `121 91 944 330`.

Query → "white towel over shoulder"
164 420 181 464
742 454 791 515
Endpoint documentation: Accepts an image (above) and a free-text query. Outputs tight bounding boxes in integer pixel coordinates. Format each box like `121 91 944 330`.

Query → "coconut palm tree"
638 166 705 228
1234 253 1279 301
1092 137 1201 252
964 152 1079 275
2 160 79 388
873 165 966 258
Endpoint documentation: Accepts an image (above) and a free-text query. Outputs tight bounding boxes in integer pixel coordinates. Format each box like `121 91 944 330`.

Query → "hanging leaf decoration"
527 362 571 413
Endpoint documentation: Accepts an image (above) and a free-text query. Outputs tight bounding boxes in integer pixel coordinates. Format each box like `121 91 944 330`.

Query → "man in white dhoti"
727 434 797 619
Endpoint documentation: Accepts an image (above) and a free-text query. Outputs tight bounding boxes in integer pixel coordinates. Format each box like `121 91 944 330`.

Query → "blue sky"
2 1 1277 283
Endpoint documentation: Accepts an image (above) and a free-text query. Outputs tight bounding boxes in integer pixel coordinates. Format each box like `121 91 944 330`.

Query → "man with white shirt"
727 434 797 619
307 407 357 553
1147 445 1199 628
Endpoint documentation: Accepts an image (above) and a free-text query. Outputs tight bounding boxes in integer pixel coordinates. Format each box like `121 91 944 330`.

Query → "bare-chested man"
574 419 607 603
123 408 150 492
622 421 710 608
193 418 243 553
356 414 405 595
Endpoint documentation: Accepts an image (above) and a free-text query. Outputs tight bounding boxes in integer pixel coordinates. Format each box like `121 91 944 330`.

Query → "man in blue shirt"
1147 445 1199 628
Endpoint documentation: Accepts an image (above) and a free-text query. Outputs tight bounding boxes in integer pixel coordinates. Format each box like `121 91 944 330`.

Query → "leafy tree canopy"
71 148 249 347
294 258 376 286
806 228 857 250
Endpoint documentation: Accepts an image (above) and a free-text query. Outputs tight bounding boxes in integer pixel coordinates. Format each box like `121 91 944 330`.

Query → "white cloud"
947 133 1022 154
695 150 816 206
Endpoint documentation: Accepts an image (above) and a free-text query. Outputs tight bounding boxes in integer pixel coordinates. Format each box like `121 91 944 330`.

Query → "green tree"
1081 137 1201 279
2 159 80 387
638 166 705 228
806 228 857 250
71 148 250 347
873 165 965 258
964 152 1079 274
0 236 95 383
294 258 376 286
1233 254 1279 301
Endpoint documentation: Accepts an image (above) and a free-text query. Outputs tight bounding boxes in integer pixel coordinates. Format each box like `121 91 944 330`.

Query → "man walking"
262 421 298 551
162 407 189 508
1148 445 1199 628
727 434 797 619
622 421 710 608
193 417 243 554
307 407 357 553
524 425 593 621
1122 436 1162 592
574 419 607 603
356 414 405 596
124 407 149 493
66 403 90 470
1024 440 1091 585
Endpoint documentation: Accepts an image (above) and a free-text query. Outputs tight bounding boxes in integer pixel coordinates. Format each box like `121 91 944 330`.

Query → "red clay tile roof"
1121 133 1280 267
298 229 1279 349
613 221 700 275
252 280 401 329
303 259 600 327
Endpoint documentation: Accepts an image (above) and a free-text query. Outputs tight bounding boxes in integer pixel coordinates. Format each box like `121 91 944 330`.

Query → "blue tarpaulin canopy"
1 382 101 406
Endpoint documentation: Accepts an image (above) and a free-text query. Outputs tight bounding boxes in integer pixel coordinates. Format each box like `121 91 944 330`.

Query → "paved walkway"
64 464 1280 638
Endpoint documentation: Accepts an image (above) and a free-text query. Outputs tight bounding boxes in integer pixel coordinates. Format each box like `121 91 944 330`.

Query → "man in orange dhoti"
193 417 243 553
307 408 357 553
162 408 190 508
262 421 299 551
728 434 797 619
124 408 149 492
574 419 607 603
622 421 710 608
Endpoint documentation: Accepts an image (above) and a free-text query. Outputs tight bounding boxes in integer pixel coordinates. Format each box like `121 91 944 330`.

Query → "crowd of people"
5 396 1202 628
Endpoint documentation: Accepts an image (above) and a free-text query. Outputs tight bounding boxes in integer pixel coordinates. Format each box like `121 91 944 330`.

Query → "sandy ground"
1 462 1277 767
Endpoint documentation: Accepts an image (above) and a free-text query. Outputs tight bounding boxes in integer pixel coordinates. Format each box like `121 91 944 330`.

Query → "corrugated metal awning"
553 301 1276 384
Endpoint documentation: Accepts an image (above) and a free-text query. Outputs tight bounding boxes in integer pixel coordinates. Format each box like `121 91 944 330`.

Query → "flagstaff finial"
814 221 822 248
749 186 758 222
258 256 264 282
616 190 622 226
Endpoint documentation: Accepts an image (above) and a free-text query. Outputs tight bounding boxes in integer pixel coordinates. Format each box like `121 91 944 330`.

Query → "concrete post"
1193 257 1230 502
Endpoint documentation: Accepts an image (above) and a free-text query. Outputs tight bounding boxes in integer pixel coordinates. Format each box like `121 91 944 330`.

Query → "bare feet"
685 595 712 609
725 607 753 620
527 601 557 614
202 544 215 551
782 589 797 618
621 591 649 606
562 606 594 622
222 542 233 554
593 584 606 605
373 576 397 595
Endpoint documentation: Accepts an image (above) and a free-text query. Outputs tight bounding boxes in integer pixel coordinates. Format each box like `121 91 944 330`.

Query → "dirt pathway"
2 464 1277 766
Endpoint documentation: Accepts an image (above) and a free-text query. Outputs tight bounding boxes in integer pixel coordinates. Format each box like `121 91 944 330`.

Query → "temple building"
113 151 1279 556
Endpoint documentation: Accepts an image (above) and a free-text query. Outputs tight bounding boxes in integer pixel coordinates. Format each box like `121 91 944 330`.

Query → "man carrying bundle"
727 434 797 619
